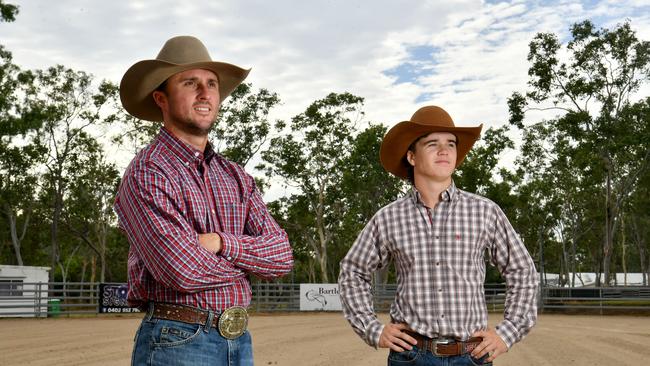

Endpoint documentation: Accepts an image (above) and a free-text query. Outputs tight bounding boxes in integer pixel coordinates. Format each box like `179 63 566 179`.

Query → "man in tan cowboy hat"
338 106 538 365
114 36 293 366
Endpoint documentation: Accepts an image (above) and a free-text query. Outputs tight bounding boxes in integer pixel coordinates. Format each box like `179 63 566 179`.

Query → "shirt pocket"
444 230 486 282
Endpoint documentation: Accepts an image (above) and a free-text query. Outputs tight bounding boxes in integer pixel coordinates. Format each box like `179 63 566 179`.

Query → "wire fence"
1 282 649 317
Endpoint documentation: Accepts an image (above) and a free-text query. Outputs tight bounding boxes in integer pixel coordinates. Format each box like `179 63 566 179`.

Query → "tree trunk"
594 251 603 287
80 258 88 298
91 255 97 284
98 224 107 283
569 212 582 287
537 227 545 286
4 207 24 266
57 261 67 297
570 235 578 287
620 214 627 286
631 218 648 286
602 166 614 287
313 179 329 283
560 235 569 286
308 257 316 283
50 186 64 281
316 230 329 283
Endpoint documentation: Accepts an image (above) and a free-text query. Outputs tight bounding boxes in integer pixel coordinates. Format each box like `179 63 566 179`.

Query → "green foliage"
0 60 128 282
0 46 42 266
260 92 365 282
333 124 405 281
213 83 279 168
509 19 650 285
455 125 514 197
0 0 18 22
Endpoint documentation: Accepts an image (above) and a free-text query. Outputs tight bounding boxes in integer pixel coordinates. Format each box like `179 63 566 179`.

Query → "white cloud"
2 0 649 195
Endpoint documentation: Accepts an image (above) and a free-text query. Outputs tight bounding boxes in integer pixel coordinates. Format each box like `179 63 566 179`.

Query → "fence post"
599 287 603 315
35 282 42 317
255 283 260 312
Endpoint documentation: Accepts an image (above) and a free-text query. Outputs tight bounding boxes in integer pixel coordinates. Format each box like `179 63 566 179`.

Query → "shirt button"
438 288 442 292
227 256 232 261
211 209 215 214
436 262 440 266
435 236 440 240
440 314 445 318
194 152 200 157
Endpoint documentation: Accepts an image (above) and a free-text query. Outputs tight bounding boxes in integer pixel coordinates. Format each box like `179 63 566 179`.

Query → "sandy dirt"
1 313 649 365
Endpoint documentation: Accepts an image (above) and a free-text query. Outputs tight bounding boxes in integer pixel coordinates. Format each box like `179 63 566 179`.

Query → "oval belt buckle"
218 306 248 340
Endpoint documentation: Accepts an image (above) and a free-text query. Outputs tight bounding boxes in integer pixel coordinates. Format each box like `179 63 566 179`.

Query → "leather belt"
405 331 482 356
149 302 248 339
150 302 219 328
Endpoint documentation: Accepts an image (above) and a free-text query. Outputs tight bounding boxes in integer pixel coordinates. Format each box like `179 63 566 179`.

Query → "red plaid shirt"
114 128 293 310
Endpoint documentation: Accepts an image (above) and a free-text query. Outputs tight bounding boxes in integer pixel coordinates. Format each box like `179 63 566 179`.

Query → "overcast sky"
2 0 649 189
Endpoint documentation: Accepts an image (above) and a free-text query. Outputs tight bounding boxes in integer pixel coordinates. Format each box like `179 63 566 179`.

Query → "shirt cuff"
495 319 518 349
218 232 241 263
366 320 384 348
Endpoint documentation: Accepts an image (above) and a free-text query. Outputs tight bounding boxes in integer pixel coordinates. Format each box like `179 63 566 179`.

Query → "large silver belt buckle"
218 306 248 339
433 337 453 356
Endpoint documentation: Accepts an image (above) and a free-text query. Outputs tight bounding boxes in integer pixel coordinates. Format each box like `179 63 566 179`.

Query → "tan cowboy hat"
380 106 483 179
120 36 250 122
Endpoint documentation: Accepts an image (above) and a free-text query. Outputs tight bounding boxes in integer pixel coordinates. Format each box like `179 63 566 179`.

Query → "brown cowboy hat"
120 35 250 122
380 105 483 179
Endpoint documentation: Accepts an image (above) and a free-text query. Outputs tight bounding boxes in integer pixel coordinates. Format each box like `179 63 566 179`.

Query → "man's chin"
182 121 215 136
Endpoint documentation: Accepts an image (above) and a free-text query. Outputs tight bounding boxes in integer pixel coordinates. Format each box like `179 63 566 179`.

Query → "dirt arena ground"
1 313 649 365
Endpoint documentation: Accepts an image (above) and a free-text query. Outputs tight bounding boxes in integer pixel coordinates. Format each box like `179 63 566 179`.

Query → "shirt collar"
410 180 458 206
157 127 215 164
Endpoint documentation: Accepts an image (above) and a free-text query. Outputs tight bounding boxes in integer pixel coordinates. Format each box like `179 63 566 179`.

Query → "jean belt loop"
204 310 215 334
144 302 155 321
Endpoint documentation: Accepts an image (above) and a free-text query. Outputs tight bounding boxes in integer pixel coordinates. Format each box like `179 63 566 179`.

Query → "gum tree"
509 20 650 285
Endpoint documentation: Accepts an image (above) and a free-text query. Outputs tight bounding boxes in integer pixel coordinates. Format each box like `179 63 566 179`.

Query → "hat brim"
120 60 250 122
380 121 483 179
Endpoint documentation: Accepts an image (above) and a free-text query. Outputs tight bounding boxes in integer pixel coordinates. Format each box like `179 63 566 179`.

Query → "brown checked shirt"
338 182 538 348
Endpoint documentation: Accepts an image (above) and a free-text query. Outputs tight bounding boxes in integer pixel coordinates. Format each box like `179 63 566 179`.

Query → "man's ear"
152 90 166 109
406 150 415 167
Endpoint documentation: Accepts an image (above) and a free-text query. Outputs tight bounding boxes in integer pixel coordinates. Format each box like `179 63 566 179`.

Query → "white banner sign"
299 283 342 311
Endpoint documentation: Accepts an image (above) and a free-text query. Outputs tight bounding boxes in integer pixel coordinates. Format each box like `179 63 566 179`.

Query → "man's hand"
198 233 222 254
378 323 417 352
471 328 508 362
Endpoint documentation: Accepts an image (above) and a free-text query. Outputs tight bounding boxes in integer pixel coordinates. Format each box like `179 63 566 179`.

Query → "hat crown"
379 105 482 179
156 36 213 64
410 106 455 128
120 35 250 122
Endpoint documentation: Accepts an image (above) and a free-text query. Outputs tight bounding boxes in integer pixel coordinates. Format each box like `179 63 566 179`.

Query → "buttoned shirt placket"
420 189 454 336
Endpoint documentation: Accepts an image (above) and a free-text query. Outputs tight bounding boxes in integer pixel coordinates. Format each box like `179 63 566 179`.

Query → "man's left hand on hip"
470 328 508 362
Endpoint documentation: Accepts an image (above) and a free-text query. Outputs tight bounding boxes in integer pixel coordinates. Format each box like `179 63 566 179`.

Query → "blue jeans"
132 313 253 366
388 346 492 366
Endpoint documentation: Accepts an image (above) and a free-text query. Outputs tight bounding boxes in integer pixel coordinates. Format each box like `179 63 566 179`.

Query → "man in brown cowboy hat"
114 36 293 366
339 106 538 365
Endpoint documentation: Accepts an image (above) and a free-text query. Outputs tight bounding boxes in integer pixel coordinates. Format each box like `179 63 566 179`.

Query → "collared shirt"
338 182 538 349
114 127 293 311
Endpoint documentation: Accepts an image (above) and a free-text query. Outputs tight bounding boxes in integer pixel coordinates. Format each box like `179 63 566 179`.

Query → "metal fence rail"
540 286 650 312
0 282 98 317
1 282 649 317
